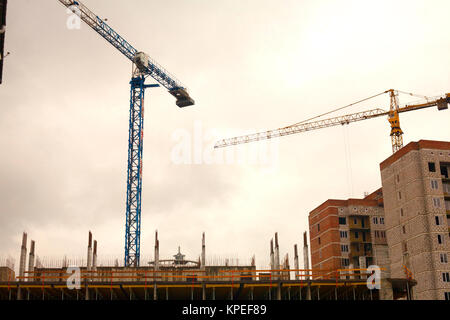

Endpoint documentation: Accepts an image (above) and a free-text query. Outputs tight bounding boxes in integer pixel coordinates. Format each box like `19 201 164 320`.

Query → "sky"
0 0 449 272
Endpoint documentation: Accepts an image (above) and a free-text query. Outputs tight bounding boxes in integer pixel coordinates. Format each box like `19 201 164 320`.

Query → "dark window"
354 231 359 239
445 292 450 300
441 165 449 178
443 273 450 282
428 162 436 172
317 224 320 232
341 258 349 267
339 217 346 225
436 216 441 226
402 226 406 234
318 237 321 245
438 234 443 244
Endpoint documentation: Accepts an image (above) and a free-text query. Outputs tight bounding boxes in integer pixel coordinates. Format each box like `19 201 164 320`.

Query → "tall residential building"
309 188 389 279
380 140 450 300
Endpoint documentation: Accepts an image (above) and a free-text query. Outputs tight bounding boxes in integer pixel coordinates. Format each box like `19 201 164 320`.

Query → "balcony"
349 231 371 243
348 216 370 230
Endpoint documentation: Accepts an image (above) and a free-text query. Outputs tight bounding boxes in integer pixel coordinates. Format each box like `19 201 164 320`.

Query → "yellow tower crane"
214 89 449 153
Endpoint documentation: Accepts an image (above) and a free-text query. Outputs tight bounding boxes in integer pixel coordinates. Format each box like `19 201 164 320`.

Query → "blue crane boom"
59 0 194 106
57 0 194 267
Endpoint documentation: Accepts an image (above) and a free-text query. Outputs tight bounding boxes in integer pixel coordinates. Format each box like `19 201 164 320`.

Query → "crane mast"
58 0 194 267
215 90 449 151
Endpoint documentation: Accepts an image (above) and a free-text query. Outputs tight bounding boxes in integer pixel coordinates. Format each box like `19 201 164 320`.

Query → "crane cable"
287 90 389 128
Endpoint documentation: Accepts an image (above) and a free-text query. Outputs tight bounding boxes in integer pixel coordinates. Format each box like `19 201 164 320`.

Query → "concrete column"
201 232 206 270
87 231 92 277
86 231 92 300
294 244 299 280
93 240 97 283
19 232 28 281
303 232 310 281
28 240 35 282
284 253 290 280
270 239 274 272
18 232 28 300
153 284 158 300
276 282 281 300
359 256 366 280
349 263 355 279
154 230 159 279
274 233 280 281
306 284 311 300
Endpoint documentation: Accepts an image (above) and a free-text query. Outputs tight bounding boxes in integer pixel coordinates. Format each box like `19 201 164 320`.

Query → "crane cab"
437 94 449 111
169 88 195 108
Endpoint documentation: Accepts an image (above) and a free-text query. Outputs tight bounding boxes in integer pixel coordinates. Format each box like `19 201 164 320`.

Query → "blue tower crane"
57 0 194 267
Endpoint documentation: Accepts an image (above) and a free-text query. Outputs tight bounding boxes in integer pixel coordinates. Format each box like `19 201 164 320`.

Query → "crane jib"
60 0 195 107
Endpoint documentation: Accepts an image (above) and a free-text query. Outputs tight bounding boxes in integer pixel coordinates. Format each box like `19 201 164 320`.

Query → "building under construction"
0 229 414 301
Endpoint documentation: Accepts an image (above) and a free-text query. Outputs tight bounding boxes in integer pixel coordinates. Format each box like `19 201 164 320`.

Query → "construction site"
0 0 449 302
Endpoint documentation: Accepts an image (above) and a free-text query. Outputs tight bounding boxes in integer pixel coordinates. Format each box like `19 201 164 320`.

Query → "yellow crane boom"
214 90 449 153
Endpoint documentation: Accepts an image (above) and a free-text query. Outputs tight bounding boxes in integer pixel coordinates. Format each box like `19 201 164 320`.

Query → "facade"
380 140 450 300
0 266 14 282
309 189 389 280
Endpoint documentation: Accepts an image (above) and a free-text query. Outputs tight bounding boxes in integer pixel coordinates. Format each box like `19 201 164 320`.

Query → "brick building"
380 140 450 300
308 188 389 279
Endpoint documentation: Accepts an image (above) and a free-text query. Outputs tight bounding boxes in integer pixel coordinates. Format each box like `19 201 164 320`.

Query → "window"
438 234 443 244
341 258 350 267
396 174 400 183
339 217 347 225
428 162 436 172
318 237 321 245
380 217 384 224
375 231 379 238
400 208 404 216
445 292 450 301
341 245 349 252
441 165 449 179
402 225 406 234
354 231 359 239
443 272 450 282
340 231 348 238
381 231 386 238
433 198 441 208
435 216 442 226
402 241 408 253
431 180 439 190
373 217 378 224
317 224 320 232
440 253 448 263
398 191 402 200
354 218 358 225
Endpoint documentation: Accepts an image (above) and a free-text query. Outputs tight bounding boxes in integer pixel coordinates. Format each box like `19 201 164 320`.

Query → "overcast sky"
1 0 449 272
